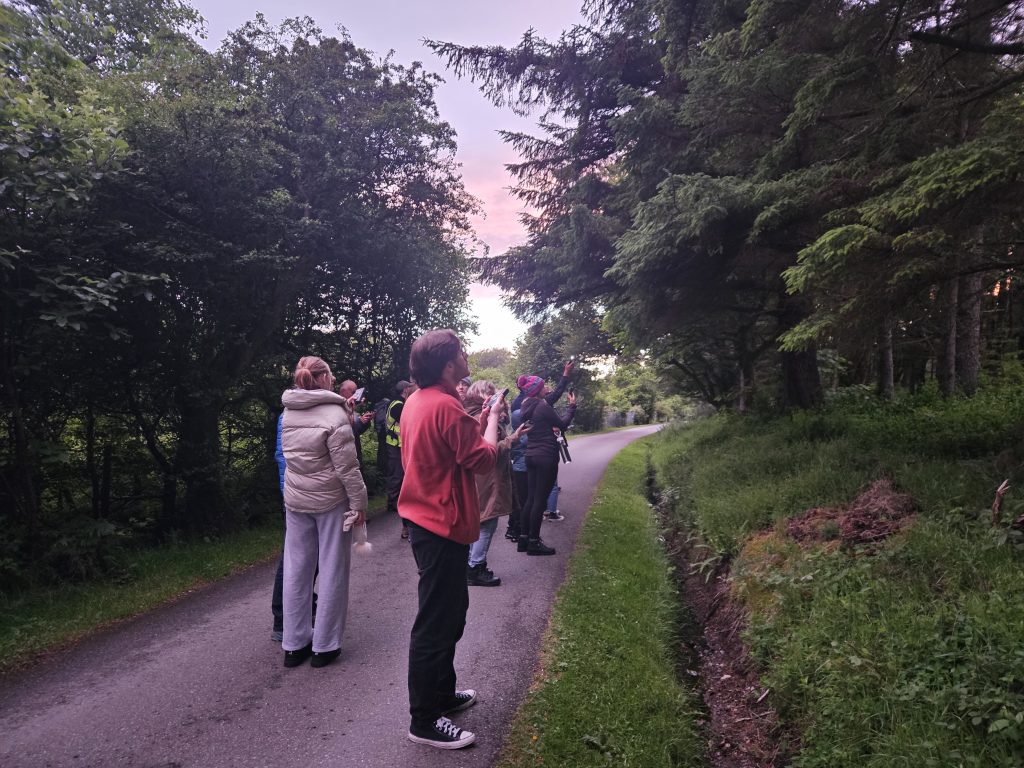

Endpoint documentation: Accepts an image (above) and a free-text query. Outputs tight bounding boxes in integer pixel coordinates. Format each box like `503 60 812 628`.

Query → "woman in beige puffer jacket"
280 356 368 669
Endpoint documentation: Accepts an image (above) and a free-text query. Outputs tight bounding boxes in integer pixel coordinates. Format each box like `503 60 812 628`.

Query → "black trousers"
407 521 470 728
521 456 559 540
510 470 528 533
386 444 404 513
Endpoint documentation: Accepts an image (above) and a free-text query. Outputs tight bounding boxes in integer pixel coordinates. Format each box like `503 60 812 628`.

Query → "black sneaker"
504 527 519 541
545 511 564 521
283 642 313 667
517 535 529 553
310 648 340 668
440 689 478 713
408 716 476 749
467 564 501 587
527 539 556 556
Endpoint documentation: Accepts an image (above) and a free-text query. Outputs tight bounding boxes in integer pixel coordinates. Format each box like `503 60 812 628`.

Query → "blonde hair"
466 380 496 400
293 356 333 390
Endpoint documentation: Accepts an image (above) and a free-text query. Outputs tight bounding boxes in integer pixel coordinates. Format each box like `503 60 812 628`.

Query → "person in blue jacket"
270 412 319 640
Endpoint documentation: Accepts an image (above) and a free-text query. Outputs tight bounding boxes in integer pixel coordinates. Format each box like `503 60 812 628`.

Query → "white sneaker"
408 716 476 749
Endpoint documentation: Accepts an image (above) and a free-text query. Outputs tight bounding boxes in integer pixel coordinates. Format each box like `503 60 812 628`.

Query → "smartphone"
352 386 365 402
486 387 510 408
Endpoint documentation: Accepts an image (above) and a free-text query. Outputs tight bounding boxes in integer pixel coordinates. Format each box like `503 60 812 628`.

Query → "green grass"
0 480 394 675
650 386 1024 768
0 523 284 674
497 439 705 768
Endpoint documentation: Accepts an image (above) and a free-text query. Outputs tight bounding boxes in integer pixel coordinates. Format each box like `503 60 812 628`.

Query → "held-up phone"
352 387 365 402
486 387 510 409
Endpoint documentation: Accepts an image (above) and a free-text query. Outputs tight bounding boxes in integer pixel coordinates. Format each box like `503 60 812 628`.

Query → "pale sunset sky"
189 1 585 351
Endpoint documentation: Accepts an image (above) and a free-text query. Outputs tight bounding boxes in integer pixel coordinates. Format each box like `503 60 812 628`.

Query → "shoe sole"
407 731 476 749
527 550 556 556
467 580 502 586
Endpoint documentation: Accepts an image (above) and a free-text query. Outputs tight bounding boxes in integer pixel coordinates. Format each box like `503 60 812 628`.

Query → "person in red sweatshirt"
399 328 504 750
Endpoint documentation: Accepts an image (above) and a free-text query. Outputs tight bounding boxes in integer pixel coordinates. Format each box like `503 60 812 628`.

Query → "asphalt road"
0 424 660 768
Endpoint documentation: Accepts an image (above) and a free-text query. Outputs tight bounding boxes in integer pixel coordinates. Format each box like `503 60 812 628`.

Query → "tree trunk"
936 275 959 398
781 348 823 409
86 406 100 517
956 271 984 396
2 366 40 527
778 293 823 409
175 388 237 535
100 444 112 519
878 318 894 400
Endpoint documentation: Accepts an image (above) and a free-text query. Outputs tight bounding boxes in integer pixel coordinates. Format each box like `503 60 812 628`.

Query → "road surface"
0 425 659 768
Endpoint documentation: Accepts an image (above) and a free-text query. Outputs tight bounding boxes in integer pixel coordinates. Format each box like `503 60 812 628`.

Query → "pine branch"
910 30 1024 56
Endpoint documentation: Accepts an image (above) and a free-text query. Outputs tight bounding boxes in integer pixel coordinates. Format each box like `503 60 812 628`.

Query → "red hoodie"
398 382 498 544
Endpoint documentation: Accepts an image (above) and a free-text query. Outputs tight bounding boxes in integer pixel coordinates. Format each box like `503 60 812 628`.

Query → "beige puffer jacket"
281 389 368 514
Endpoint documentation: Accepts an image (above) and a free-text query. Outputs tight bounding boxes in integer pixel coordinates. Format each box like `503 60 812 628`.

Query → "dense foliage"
0 3 476 586
430 0 1024 410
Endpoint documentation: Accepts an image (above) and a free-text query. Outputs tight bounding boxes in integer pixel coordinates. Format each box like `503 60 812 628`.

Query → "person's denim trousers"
468 517 498 567
546 483 560 513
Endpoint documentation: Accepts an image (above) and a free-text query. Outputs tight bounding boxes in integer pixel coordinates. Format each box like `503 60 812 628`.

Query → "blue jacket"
274 413 286 494
509 408 527 472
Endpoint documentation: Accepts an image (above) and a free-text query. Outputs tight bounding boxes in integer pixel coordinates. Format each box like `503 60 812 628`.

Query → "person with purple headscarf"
507 360 575 542
514 363 576 555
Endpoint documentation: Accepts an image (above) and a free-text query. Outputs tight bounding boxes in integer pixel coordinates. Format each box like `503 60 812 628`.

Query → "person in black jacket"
508 361 574 542
516 375 577 556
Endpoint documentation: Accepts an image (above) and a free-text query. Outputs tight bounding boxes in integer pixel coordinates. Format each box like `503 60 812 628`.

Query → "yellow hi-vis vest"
384 399 402 448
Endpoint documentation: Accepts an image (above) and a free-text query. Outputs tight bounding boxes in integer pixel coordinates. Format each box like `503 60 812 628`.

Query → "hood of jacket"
520 395 541 422
463 392 485 417
282 388 347 410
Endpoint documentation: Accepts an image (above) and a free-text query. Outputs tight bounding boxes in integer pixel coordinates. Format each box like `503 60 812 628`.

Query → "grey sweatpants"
283 505 353 653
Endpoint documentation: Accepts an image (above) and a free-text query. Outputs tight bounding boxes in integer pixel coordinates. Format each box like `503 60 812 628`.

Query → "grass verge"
496 439 705 768
650 385 1024 768
0 523 283 674
0 492 394 676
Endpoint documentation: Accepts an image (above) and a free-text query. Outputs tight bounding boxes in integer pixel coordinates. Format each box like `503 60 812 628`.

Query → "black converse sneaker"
408 716 476 749
441 689 478 713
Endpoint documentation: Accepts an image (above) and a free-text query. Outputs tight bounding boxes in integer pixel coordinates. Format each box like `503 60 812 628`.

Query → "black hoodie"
520 395 576 463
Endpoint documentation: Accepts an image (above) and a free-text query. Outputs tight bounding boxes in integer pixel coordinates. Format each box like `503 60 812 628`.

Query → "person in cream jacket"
280 356 367 669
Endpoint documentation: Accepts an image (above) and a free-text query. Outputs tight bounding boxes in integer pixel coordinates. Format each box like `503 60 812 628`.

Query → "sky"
188 1 585 351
